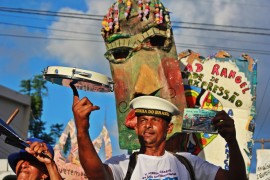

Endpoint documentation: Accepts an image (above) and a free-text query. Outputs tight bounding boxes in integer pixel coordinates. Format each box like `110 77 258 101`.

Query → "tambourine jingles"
43 66 114 92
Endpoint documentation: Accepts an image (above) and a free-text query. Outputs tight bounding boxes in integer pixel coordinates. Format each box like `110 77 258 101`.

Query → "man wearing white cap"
73 95 246 180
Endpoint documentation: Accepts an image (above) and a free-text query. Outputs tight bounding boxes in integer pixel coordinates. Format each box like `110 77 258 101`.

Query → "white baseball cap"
129 96 180 120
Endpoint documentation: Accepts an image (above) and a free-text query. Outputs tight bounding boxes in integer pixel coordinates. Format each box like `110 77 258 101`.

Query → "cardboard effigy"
101 0 186 150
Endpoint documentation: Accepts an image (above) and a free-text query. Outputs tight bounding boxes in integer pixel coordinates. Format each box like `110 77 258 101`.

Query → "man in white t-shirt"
72 95 246 180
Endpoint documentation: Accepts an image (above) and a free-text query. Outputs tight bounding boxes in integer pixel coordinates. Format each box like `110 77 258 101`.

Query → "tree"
50 123 64 143
63 133 71 155
20 74 63 145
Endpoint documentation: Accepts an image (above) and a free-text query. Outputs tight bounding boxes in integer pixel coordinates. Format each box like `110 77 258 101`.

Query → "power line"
0 6 103 20
0 7 269 54
172 26 270 36
0 6 269 34
175 43 270 56
173 33 270 46
0 12 101 27
0 33 103 42
1 18 269 47
1 16 268 37
3 20 270 43
1 17 270 48
0 6 103 18
1 17 269 38
172 21 270 32
0 21 100 36
0 32 269 56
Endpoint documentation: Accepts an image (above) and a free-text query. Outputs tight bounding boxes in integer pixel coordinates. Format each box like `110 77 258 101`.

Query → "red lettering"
235 76 242 84
228 70 236 79
195 63 203 72
220 68 228 78
242 88 250 94
240 82 247 88
211 64 220 75
185 64 193 72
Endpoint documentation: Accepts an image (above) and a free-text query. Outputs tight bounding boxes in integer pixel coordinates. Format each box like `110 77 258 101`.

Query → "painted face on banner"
101 0 186 149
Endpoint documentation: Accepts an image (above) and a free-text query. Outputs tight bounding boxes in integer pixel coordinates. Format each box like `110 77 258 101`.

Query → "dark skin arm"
25 141 63 180
72 95 114 180
212 110 247 180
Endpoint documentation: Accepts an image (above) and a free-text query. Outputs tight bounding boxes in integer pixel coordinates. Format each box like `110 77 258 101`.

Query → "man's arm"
25 141 63 180
72 95 113 180
212 110 247 180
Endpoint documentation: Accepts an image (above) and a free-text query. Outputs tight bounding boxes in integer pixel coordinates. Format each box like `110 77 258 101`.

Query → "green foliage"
29 119 46 138
63 133 71 156
30 95 43 121
20 74 63 145
20 80 31 95
50 123 64 144
50 123 63 138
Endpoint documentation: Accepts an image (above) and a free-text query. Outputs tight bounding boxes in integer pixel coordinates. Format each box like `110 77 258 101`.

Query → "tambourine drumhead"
43 66 114 92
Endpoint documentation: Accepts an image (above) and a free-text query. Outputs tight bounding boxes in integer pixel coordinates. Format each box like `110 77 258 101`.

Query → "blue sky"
0 0 270 173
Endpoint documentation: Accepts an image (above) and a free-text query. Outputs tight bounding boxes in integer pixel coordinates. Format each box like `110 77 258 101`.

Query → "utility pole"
254 139 270 149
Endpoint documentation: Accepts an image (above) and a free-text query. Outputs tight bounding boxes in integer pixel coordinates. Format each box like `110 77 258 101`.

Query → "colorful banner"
179 50 257 174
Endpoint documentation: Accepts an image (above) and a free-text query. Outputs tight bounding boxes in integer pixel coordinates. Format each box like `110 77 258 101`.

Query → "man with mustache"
73 95 246 180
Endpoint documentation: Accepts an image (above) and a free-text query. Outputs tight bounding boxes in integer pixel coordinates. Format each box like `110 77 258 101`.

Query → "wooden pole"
6 108 19 125
254 139 270 149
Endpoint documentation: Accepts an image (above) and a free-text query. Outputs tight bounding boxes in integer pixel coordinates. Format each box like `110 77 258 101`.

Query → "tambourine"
43 66 114 92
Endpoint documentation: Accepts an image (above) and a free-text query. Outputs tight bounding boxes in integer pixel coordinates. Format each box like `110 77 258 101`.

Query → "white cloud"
86 0 115 15
46 0 115 76
0 26 47 76
163 0 270 57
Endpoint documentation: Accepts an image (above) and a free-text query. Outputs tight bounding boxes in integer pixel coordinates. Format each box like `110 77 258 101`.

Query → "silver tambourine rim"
43 66 114 92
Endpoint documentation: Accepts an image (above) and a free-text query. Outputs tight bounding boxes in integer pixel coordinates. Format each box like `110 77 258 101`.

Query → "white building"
0 85 31 178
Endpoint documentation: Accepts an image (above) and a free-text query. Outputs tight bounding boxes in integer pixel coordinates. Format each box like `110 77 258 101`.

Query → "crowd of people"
6 95 247 180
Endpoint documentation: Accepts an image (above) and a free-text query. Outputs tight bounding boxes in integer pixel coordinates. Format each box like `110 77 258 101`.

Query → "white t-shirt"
105 151 220 180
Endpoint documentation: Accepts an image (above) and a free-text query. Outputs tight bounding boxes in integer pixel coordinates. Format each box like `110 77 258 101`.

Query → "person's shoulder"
175 151 220 170
104 154 129 164
174 152 194 159
165 151 196 162
175 152 205 159
173 152 203 164
174 152 191 155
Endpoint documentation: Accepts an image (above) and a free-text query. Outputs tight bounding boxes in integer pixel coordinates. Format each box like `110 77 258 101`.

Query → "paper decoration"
256 149 270 180
54 120 113 179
